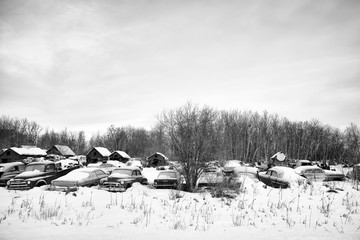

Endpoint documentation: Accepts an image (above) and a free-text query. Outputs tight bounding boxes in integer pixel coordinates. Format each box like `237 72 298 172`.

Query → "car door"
133 170 142 183
94 170 107 185
269 171 280 188
261 170 272 186
3 165 22 181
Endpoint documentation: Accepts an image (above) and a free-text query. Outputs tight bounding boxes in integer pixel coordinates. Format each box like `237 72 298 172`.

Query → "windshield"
158 172 177 178
25 164 45 172
60 171 89 181
112 169 132 176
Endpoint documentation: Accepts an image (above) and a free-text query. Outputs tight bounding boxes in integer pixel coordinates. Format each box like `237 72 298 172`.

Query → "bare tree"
158 102 218 192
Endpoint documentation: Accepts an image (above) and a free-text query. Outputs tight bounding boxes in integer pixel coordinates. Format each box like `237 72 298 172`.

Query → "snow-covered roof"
146 152 168 160
10 147 47 156
49 145 76 156
111 150 130 159
93 147 111 157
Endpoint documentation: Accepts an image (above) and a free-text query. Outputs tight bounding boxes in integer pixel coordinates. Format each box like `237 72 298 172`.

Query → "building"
47 145 76 158
86 147 111 164
146 152 168 167
0 146 47 163
109 150 131 163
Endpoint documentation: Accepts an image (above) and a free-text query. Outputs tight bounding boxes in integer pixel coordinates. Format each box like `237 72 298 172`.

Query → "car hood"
15 170 44 179
107 173 132 182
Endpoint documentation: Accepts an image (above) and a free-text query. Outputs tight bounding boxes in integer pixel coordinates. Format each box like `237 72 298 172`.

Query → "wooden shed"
86 147 111 164
47 145 76 157
109 151 131 163
0 147 47 163
146 152 168 167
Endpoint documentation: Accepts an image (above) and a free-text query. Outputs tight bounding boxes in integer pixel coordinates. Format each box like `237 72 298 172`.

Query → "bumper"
7 184 31 190
154 183 178 189
100 182 127 192
49 185 79 192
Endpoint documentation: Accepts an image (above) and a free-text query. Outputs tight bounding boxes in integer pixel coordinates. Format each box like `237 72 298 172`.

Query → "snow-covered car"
153 170 184 189
294 160 313 168
294 166 326 182
0 162 26 187
258 166 306 188
227 166 259 185
126 159 144 171
324 169 345 181
196 168 224 188
100 167 148 192
222 160 244 172
87 161 122 174
50 168 108 191
347 164 360 180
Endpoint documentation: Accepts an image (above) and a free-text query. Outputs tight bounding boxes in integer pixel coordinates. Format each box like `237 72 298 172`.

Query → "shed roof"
10 147 47 156
48 145 76 156
111 150 130 159
146 152 168 160
92 147 111 157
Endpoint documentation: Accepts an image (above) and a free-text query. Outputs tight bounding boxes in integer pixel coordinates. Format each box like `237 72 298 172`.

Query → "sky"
1 0 359 138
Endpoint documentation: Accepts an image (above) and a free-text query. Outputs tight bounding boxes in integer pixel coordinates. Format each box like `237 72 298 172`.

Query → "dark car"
153 170 184 189
100 167 148 192
0 162 26 187
7 160 78 190
49 168 108 191
258 166 305 189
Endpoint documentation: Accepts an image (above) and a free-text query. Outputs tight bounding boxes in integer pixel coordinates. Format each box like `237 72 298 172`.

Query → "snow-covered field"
0 168 359 240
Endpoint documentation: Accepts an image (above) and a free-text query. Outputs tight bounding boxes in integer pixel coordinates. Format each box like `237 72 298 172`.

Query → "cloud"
0 0 359 135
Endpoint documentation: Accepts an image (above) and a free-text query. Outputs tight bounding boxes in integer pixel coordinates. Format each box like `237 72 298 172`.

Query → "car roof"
269 166 295 174
0 162 25 170
28 160 54 165
78 167 106 173
295 166 324 172
158 170 177 173
113 166 140 171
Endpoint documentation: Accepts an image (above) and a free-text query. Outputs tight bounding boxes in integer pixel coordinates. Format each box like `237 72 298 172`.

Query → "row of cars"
196 160 348 189
0 159 352 193
0 160 181 192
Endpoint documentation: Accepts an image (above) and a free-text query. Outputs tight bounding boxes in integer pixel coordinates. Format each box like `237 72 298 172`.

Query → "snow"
1 168 360 240
93 147 111 157
10 147 47 156
111 151 130 159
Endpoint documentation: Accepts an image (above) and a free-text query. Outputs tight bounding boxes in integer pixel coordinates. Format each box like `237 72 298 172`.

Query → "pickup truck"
7 160 78 190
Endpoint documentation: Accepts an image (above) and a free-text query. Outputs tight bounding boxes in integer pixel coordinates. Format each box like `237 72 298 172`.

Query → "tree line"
0 103 359 166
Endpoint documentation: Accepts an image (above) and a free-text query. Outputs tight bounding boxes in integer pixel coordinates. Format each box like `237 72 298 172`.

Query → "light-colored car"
227 166 259 185
295 160 313 168
323 169 345 181
259 166 306 188
294 166 326 182
196 169 224 188
126 159 144 171
50 168 108 191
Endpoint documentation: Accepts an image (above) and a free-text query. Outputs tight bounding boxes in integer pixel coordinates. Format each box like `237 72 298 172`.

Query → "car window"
137 170 142 176
9 166 19 172
46 164 55 172
95 170 106 177
88 172 96 178
266 170 272 176
271 171 278 178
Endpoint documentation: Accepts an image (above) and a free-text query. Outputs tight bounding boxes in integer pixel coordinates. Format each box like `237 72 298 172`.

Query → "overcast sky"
1 0 359 138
